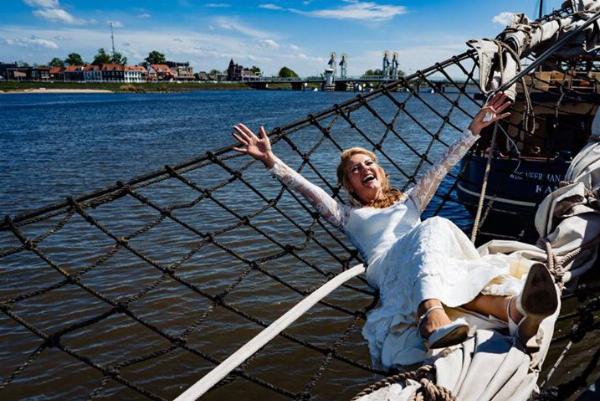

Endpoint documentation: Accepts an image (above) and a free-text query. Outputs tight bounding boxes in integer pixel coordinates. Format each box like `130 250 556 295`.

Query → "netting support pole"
173 264 366 401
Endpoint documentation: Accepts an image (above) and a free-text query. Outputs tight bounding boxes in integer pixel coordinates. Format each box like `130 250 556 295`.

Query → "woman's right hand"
232 123 275 168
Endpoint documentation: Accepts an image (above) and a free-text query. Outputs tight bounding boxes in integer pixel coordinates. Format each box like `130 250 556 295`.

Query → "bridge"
243 75 480 92
240 51 479 92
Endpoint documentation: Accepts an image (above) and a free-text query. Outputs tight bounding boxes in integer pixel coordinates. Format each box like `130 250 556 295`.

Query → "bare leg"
462 294 523 323
418 295 525 338
417 299 452 337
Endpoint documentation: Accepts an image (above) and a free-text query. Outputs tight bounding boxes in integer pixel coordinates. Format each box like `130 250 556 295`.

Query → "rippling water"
1 90 492 401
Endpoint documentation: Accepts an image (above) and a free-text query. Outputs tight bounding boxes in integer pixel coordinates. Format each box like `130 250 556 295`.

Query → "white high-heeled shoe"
418 305 470 349
506 262 559 351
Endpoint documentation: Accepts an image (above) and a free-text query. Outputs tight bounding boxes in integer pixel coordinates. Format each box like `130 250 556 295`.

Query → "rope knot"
46 333 61 348
172 337 187 347
23 239 35 250
114 301 129 313
116 237 129 246
106 366 120 378
214 292 226 304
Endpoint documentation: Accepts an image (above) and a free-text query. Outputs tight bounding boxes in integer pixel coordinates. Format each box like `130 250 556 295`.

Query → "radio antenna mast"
110 22 116 56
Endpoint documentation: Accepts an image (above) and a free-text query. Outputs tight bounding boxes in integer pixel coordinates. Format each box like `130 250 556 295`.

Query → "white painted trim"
173 264 366 401
456 183 537 207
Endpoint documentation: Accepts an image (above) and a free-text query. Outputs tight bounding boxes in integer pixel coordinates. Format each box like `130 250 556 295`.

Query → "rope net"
2 5 600 401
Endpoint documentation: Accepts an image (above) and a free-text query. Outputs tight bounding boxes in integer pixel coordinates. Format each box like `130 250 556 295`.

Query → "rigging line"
497 9 600 92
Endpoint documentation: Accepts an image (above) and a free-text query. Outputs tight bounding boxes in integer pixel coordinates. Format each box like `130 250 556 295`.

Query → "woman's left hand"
469 92 512 136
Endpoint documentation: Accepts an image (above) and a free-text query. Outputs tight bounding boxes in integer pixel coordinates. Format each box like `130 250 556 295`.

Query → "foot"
419 306 452 338
418 305 470 349
506 296 523 325
506 263 559 350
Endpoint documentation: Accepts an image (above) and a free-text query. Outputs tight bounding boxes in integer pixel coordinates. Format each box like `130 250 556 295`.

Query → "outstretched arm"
233 124 348 228
410 93 512 212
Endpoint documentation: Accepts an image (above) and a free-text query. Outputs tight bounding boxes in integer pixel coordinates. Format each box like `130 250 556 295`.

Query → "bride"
232 93 558 369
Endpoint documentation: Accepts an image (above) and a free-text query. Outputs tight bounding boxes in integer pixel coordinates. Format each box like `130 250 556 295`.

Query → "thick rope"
350 365 457 401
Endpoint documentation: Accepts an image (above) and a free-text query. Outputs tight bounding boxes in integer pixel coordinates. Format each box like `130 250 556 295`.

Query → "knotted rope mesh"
2 8 600 401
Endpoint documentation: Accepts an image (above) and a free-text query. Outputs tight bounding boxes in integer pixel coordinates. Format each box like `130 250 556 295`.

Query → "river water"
1 91 593 401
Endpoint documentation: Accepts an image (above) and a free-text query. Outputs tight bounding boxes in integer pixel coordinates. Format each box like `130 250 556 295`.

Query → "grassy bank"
0 81 321 93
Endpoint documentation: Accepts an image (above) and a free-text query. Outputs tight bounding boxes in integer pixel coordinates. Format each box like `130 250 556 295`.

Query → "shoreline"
0 81 322 94
1 88 114 94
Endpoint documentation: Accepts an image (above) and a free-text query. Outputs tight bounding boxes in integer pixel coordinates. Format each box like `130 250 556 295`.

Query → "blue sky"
1 0 564 76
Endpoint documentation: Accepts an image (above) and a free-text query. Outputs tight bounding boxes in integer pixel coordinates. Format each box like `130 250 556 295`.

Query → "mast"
110 22 116 57
538 0 543 19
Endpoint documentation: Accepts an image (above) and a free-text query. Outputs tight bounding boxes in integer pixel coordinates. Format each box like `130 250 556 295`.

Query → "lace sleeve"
409 129 478 212
268 156 349 229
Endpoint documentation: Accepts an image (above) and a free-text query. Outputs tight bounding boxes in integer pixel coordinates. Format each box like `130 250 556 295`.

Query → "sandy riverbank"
0 88 113 94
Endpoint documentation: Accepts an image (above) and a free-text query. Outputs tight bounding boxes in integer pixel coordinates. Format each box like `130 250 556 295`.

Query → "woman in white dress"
232 93 558 370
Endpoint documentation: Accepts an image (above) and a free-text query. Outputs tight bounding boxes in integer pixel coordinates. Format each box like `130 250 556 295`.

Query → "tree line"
34 48 398 78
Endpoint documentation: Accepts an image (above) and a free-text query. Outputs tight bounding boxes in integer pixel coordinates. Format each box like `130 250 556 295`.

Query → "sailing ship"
457 1 600 241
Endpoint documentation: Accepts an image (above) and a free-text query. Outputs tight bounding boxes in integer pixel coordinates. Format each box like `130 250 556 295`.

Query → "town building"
63 65 84 81
31 67 50 81
226 59 260 81
125 65 146 83
197 71 210 81
83 64 102 82
227 59 243 81
148 64 174 81
6 67 32 81
0 63 18 80
49 67 63 80
166 61 194 81
101 64 125 82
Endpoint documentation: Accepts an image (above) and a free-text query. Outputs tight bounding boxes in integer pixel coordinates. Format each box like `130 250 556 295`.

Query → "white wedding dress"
269 130 524 369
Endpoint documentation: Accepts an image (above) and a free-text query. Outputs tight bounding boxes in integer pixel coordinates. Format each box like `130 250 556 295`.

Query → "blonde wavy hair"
336 147 405 208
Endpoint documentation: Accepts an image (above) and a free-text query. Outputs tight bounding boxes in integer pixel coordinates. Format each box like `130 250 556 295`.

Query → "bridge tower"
339 53 348 79
382 50 391 80
328 52 337 78
391 52 399 80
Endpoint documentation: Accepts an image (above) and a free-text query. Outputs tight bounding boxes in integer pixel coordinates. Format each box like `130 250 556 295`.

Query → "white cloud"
259 39 280 49
206 3 230 7
297 1 407 22
137 13 151 19
259 3 283 10
23 0 58 7
24 0 88 25
33 8 85 25
173 37 184 42
492 12 516 26
289 44 300 51
106 20 124 28
215 17 273 39
5 36 58 49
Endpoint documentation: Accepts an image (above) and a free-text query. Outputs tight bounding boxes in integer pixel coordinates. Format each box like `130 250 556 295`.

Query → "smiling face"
344 153 384 205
